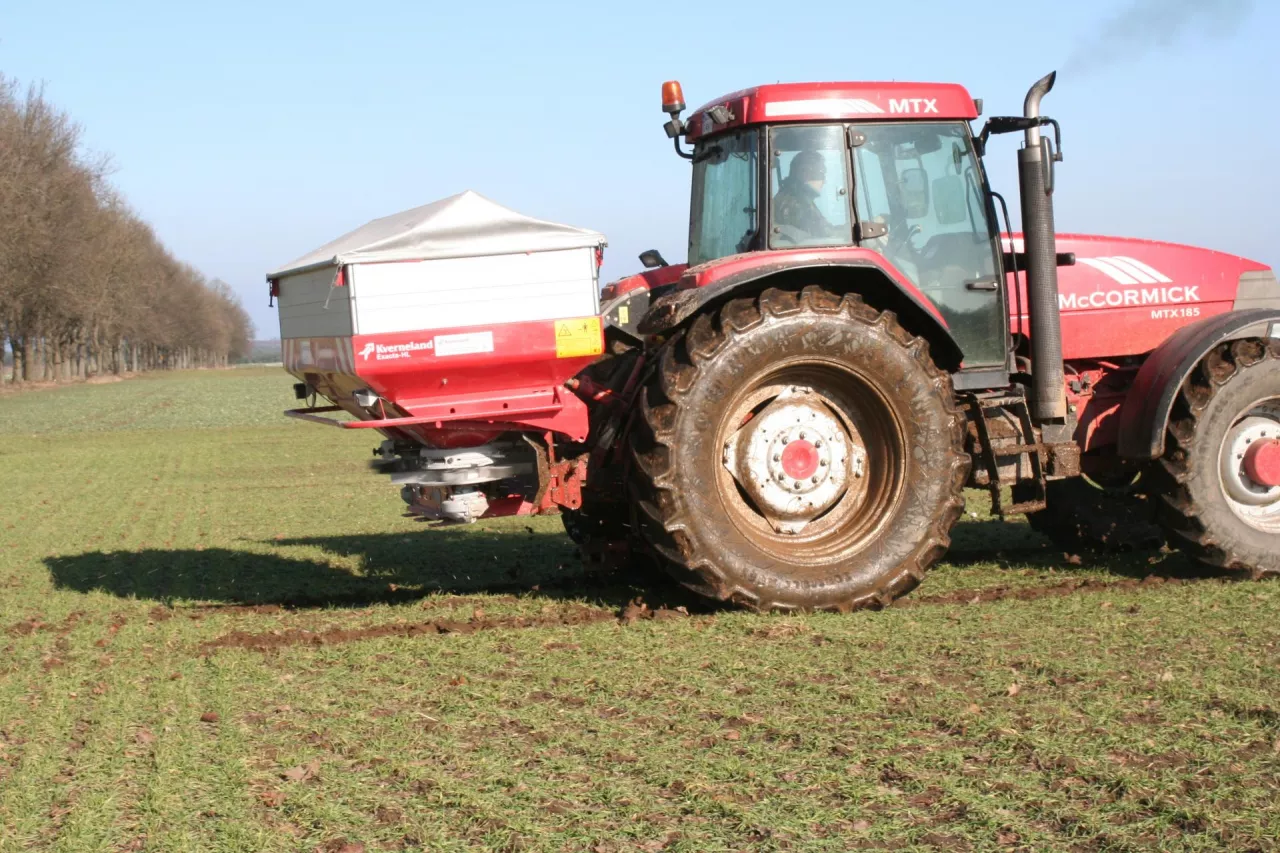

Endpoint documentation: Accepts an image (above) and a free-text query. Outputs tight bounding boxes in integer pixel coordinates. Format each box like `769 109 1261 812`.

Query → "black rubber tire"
626 285 969 612
1015 476 1163 553
1146 338 1280 577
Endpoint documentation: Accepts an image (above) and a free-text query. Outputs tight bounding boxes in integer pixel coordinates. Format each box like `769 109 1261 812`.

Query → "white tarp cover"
268 190 606 279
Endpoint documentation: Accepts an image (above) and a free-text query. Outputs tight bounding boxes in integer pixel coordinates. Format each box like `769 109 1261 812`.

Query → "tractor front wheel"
1147 338 1280 577
627 286 968 612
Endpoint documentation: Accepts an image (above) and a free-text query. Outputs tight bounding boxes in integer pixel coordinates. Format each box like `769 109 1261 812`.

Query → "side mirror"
899 168 930 219
639 249 669 269
932 175 968 226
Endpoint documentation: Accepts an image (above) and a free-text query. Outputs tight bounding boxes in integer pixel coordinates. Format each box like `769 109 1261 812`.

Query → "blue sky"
2 0 1276 337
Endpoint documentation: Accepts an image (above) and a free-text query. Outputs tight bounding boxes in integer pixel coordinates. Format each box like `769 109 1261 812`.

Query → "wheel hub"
780 439 820 480
1220 415 1280 507
722 387 865 534
1242 438 1280 489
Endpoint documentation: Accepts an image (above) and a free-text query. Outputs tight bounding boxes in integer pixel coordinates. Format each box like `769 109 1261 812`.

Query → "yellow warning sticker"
554 316 604 359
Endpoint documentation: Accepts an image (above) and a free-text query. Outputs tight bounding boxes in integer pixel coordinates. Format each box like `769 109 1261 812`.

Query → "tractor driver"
772 150 841 243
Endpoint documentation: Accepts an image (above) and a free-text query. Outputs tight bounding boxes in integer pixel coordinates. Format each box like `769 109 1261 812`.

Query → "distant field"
1 368 1277 852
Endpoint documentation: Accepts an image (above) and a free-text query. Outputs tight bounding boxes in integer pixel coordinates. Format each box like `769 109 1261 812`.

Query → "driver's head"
788 150 826 192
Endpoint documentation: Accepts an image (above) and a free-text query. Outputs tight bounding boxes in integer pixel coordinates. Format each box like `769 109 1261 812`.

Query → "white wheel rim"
723 386 865 534
1218 402 1280 533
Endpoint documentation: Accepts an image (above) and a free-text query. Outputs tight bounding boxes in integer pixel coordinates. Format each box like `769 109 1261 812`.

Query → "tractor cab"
668 81 1009 369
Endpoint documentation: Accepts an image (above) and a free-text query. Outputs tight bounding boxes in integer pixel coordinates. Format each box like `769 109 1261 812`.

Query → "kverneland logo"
358 341 433 361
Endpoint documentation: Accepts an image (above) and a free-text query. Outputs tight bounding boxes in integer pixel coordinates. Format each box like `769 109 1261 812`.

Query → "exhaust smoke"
1063 0 1254 76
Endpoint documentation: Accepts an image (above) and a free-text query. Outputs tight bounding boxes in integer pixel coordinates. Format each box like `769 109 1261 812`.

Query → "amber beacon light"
660 80 692 158
661 80 685 115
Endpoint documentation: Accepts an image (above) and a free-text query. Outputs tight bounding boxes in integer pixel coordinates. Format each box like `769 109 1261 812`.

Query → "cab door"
849 122 1008 369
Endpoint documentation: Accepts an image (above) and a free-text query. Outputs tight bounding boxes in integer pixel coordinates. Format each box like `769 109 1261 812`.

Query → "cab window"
768 125 853 249
688 130 759 266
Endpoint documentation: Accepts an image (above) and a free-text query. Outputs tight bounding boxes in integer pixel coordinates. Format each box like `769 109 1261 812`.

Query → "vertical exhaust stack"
1018 72 1068 424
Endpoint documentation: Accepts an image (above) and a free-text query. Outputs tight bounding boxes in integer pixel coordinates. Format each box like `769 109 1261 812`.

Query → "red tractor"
272 72 1280 611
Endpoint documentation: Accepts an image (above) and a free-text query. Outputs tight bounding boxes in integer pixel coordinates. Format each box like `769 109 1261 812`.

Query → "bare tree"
0 72 252 384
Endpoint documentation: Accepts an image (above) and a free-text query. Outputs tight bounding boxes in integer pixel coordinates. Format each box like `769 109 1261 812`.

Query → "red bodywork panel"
601 263 687 301
1007 233 1267 359
685 82 978 142
1005 233 1270 454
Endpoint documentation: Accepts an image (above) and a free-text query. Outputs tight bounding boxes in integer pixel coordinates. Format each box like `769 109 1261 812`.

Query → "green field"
1 369 1277 852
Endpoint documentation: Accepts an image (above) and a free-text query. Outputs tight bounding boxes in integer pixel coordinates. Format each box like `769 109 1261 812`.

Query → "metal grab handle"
1042 137 1056 195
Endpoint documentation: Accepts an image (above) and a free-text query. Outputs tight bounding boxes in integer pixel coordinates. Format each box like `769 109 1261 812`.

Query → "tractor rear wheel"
627 286 968 612
1147 338 1280 577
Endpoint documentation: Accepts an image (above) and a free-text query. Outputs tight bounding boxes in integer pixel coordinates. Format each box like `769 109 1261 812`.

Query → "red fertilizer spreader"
269 191 610 523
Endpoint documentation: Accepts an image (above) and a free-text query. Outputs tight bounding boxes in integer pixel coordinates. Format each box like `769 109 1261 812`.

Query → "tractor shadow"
43 526 703 611
45 509 1224 610
945 514 1224 581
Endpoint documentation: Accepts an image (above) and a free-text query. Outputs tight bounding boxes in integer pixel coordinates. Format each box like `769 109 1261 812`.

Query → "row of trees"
0 74 251 384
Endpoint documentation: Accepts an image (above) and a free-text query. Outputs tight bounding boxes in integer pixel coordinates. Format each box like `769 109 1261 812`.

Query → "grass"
0 367 1277 852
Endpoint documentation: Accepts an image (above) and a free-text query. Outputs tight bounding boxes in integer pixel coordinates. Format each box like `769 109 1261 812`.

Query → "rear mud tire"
627 286 968 612
1015 476 1163 553
1146 338 1280 578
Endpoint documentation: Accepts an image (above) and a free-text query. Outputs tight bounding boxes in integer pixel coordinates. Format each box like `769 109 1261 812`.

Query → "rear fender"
637 253 962 370
1117 308 1280 459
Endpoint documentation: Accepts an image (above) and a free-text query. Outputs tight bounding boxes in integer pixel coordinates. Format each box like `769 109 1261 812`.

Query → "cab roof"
684 82 979 142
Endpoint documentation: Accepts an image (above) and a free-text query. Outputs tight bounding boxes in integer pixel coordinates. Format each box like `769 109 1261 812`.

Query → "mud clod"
315 840 363 853
621 598 688 623
9 618 46 636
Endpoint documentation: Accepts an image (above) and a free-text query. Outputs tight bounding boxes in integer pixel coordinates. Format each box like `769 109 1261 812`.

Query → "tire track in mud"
196 599 687 654
185 572 1264 654
897 573 1231 608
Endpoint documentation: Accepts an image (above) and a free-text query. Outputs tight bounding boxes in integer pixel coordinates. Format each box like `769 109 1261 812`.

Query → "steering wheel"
882 218 923 258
